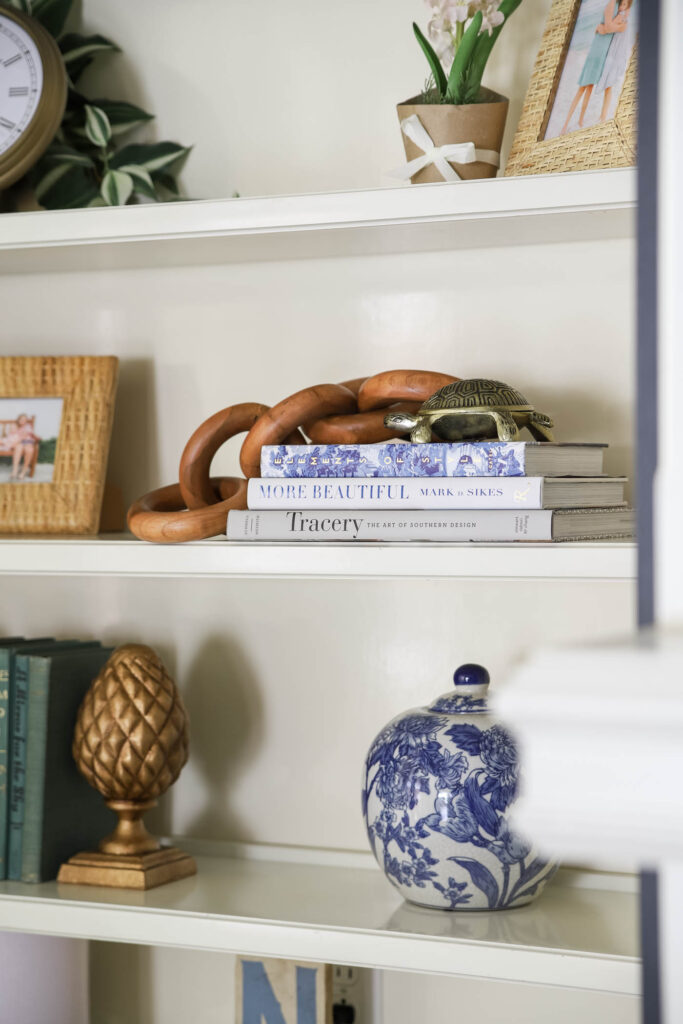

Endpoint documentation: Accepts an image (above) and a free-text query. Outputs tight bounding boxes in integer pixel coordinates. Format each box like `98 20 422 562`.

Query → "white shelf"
0 169 635 273
0 847 639 993
0 537 636 581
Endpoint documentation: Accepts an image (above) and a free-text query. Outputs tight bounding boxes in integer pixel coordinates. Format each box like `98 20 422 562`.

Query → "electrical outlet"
333 965 359 995
332 966 374 1024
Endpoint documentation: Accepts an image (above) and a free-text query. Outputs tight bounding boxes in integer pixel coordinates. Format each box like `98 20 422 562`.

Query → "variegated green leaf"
84 104 112 147
100 169 133 206
41 143 95 169
59 33 119 82
31 0 73 37
33 161 73 201
110 142 191 175
7 0 33 14
87 196 107 207
85 100 153 136
65 100 153 139
59 32 119 64
154 172 180 196
32 164 98 209
116 163 156 198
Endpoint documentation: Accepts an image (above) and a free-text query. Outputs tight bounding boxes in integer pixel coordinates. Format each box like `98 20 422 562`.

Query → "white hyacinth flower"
427 11 453 43
428 22 456 63
480 3 505 35
424 0 504 63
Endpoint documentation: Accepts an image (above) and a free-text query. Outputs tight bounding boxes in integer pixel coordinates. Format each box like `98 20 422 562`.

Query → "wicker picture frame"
505 0 637 176
0 356 118 534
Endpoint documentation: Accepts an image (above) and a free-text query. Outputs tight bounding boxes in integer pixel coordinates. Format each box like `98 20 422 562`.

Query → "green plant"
37 436 57 464
415 0 523 105
8 0 191 207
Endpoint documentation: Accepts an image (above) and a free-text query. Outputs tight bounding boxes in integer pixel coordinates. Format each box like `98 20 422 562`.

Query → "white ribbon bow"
390 113 500 182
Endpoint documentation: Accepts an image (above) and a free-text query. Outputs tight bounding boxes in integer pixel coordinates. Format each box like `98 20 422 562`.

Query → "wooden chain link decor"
127 370 459 543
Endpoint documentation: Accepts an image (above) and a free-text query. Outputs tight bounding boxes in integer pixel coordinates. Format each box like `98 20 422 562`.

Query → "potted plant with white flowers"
396 0 522 184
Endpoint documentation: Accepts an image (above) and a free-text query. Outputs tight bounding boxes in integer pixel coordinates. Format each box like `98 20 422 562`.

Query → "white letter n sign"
237 958 332 1024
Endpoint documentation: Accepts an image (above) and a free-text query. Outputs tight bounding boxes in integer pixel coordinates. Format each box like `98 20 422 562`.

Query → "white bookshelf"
0 157 639 1021
0 846 639 994
0 537 636 581
0 168 635 273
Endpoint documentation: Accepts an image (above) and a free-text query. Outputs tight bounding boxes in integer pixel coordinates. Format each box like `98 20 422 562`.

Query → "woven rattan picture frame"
0 356 118 534
505 0 637 176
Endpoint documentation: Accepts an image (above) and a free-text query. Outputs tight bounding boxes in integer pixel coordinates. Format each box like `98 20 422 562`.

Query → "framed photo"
505 0 637 177
0 356 118 534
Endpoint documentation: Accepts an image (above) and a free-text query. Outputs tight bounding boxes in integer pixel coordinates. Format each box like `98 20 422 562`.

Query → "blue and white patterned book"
260 442 606 479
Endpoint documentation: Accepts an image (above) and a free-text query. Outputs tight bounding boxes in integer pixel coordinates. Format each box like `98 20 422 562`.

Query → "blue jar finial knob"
453 664 490 688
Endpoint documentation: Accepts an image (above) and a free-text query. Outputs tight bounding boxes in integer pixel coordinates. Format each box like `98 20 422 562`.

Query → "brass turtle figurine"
384 379 554 443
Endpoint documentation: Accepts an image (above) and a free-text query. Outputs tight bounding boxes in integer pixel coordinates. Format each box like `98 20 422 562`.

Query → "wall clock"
0 4 67 190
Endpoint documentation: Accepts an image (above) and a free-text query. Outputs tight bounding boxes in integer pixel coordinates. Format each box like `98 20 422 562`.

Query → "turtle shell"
421 379 532 413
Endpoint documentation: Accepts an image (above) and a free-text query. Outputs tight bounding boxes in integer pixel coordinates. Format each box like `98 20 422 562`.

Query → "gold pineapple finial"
58 644 196 890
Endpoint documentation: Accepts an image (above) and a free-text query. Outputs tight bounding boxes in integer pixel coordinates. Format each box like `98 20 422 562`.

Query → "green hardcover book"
0 639 25 815
7 640 100 880
21 644 115 883
0 638 53 881
0 639 25 880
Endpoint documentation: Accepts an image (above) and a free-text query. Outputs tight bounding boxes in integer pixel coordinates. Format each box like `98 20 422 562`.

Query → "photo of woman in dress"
594 0 636 122
544 0 637 140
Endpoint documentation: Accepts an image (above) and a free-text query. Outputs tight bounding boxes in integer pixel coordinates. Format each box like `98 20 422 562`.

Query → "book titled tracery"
227 508 635 543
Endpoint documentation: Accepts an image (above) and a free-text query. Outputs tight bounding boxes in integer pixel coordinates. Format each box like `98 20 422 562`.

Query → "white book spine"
246 477 544 510
228 510 554 542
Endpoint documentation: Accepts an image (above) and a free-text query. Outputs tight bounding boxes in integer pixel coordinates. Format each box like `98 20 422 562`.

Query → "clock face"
0 14 43 158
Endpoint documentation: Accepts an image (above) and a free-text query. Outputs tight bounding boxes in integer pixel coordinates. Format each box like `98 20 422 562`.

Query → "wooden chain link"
127 369 458 543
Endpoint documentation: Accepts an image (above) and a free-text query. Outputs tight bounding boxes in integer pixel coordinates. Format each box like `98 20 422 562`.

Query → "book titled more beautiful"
227 508 635 542
246 477 626 511
260 441 607 478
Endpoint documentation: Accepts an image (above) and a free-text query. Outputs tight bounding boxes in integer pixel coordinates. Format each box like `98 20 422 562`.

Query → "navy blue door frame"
637 0 661 1018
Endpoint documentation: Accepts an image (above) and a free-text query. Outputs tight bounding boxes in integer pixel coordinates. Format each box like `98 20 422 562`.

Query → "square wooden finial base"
57 846 197 890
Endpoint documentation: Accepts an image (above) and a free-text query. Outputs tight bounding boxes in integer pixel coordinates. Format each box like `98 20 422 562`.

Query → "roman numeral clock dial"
0 33 40 147
0 5 66 190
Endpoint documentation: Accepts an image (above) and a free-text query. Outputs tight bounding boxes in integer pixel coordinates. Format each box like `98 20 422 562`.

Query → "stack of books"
0 637 113 883
227 441 635 542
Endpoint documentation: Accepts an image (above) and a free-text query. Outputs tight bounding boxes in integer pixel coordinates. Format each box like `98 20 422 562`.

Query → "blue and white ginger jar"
362 664 556 910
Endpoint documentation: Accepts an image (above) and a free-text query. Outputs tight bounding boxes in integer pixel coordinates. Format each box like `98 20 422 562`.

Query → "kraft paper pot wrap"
397 88 508 183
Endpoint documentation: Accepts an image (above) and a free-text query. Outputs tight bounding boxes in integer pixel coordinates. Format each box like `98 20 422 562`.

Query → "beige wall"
88 944 639 1024
79 0 554 199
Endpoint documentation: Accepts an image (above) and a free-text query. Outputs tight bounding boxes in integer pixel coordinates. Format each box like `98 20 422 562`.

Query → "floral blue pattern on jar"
362 664 556 910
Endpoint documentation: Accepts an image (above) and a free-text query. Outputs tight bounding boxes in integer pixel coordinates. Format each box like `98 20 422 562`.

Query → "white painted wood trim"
654 1 683 1019
0 849 639 993
0 169 635 247
0 538 636 581
0 168 634 272
0 895 636 992
656 0 683 626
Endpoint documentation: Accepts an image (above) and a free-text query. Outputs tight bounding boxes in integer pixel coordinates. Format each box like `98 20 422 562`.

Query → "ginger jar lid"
426 663 490 715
